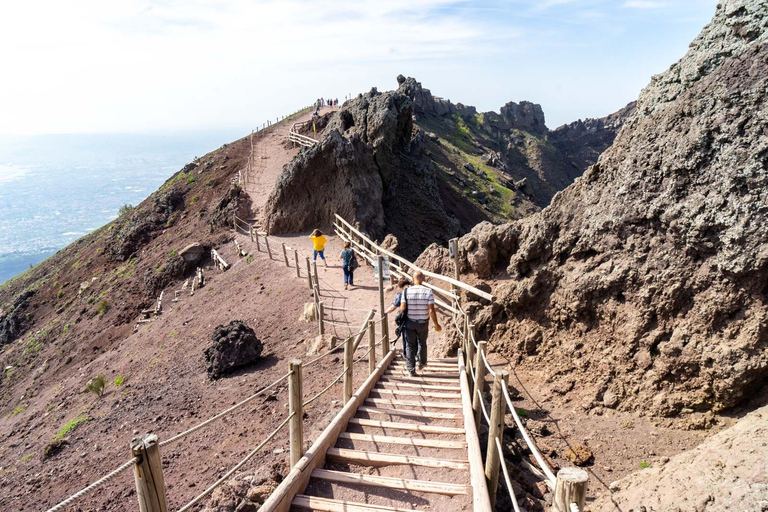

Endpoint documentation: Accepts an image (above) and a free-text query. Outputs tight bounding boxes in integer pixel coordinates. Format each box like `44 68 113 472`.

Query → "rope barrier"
160 371 291 447
502 384 557 485
477 386 491 425
495 437 522 512
177 412 295 512
481 350 496 377
303 369 346 408
44 457 138 512
322 319 353 328
467 358 476 384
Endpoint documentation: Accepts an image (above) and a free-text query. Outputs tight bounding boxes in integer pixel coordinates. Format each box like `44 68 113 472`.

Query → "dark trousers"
342 265 354 285
404 319 429 372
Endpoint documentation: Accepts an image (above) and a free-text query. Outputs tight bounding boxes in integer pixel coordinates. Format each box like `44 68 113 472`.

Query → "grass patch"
639 461 651 469
84 374 107 397
21 452 36 463
113 375 124 388
55 416 90 439
96 299 110 315
516 408 528 417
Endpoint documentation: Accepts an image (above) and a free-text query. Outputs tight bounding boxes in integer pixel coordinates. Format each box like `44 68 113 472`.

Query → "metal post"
485 370 509 508
368 319 376 375
472 341 488 427
288 360 304 467
130 434 168 512
343 336 353 403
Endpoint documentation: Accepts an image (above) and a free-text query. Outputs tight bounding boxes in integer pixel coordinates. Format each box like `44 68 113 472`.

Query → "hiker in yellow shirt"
310 229 328 267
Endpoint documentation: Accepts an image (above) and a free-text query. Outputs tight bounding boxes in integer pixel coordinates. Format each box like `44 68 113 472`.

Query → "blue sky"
0 0 717 135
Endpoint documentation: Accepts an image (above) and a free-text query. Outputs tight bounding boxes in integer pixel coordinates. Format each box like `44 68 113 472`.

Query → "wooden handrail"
334 214 494 302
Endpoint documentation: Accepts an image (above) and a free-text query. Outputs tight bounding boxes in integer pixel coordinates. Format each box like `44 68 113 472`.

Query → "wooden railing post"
288 360 304 467
312 260 320 293
294 250 300 278
368 319 376 375
472 341 488 427
376 255 389 350
254 231 261 252
467 323 476 376
318 301 325 336
305 257 313 290
249 225 254 243
485 370 509 508
450 237 460 282
265 236 272 260
554 468 589 512
343 336 353 403
281 243 290 267
130 434 168 512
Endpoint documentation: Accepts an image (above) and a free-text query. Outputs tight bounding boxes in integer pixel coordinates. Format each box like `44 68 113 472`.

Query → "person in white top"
400 271 442 376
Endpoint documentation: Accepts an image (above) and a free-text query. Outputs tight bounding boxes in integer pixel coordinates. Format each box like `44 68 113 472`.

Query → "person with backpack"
310 229 328 266
340 242 358 290
386 277 410 357
400 270 442 376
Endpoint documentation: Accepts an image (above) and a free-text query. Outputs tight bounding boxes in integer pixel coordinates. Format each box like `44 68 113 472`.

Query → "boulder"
205 321 263 379
179 243 204 263
464 163 475 172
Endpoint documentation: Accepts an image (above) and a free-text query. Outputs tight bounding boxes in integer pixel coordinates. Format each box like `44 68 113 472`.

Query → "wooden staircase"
291 357 475 511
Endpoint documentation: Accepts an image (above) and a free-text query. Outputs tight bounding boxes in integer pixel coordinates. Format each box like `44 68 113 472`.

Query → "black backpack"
394 287 409 338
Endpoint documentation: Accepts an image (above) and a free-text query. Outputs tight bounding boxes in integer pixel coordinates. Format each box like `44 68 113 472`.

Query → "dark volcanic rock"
500 100 547 135
0 290 34 346
205 321 263 379
419 0 768 416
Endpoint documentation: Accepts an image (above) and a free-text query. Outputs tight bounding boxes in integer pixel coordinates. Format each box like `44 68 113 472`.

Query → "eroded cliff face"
420 0 768 417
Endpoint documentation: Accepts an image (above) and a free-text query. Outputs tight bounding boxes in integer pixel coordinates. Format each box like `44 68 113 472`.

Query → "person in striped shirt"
400 271 442 376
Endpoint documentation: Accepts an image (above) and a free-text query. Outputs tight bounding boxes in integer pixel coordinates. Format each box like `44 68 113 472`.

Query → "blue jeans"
342 265 354 285
313 249 325 261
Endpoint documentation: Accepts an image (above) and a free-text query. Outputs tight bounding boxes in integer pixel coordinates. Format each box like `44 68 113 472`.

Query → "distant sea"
0 131 245 285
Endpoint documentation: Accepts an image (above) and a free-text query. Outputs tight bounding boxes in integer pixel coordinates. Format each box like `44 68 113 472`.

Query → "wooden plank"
371 387 462 400
326 448 469 470
384 370 459 381
338 432 466 449
311 469 469 496
458 349 493 511
293 495 413 512
377 379 461 391
391 361 456 369
348 418 464 435
258 351 397 512
357 405 460 420
364 398 463 410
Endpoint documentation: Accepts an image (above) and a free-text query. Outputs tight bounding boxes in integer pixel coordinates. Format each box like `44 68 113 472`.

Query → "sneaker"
416 363 423 370
344 285 348 290
408 370 418 377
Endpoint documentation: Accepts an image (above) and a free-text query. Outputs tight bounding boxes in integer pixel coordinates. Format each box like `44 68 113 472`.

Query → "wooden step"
293 494 414 512
384 370 458 382
338 432 466 449
391 361 456 369
371 387 461 400
389 366 457 375
348 418 464 434
326 447 469 469
377 379 460 391
365 398 463 409
357 406 460 420
311 468 469 496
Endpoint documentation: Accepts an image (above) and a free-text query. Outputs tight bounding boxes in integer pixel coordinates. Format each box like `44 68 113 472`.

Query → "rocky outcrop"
0 290 34 346
264 87 461 258
205 320 264 379
420 0 768 416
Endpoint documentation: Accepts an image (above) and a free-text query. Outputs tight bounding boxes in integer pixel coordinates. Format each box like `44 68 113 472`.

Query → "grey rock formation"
418 0 768 416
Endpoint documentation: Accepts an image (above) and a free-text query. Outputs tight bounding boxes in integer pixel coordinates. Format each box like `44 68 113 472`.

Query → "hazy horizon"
0 0 717 136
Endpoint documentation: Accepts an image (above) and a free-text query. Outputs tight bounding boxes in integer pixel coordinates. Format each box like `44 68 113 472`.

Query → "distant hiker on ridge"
400 270 441 377
340 241 358 290
310 229 328 267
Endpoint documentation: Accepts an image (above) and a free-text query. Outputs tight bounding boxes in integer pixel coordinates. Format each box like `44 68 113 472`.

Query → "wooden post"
233 216 237 233
343 336 353 403
368 319 376 375
294 250 300 278
312 260 320 294
254 231 261 252
318 301 325 336
265 237 272 259
554 468 589 512
306 257 313 290
249 224 254 243
450 237 460 282
467 323 476 378
313 284 320 308
377 255 389 351
288 360 304 467
130 434 168 512
281 243 290 266
472 341 488 427
485 370 509 509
